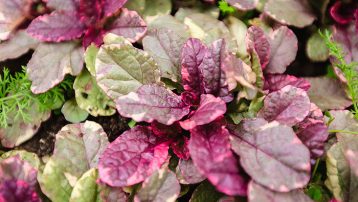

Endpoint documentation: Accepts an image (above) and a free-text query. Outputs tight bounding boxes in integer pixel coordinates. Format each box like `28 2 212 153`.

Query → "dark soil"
87 113 129 142
19 112 129 157
18 112 69 157
0 51 33 73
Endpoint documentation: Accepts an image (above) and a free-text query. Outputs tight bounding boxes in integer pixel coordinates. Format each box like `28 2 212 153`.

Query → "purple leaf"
134 168 180 202
229 119 311 192
82 27 106 47
0 30 39 62
98 126 169 187
296 103 328 161
116 84 190 125
150 121 182 138
27 42 84 94
306 103 324 121
330 1 356 25
181 38 207 96
143 28 187 82
248 181 313 202
264 74 311 93
227 0 259 10
246 26 270 69
221 53 256 91
0 156 37 187
78 0 103 25
107 8 147 43
199 39 233 102
265 26 298 74
188 120 248 196
0 180 41 202
103 0 128 17
345 149 358 177
44 0 78 11
259 85 311 126
175 159 206 184
99 184 128 202
355 10 358 33
306 77 352 111
180 94 226 130
171 136 190 160
27 11 86 42
296 119 328 160
181 91 200 106
0 0 30 40
326 110 358 132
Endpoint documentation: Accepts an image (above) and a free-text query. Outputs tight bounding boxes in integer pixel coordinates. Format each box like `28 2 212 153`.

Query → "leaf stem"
328 130 358 135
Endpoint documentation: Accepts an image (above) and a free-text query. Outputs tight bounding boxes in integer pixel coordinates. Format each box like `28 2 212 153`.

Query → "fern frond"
0 67 73 128
320 30 358 120
218 0 235 15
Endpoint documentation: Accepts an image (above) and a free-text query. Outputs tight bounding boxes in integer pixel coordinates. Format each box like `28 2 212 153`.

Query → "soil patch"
19 112 129 157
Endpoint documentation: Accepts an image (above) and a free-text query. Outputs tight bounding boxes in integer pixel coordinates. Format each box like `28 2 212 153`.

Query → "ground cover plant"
0 0 357 201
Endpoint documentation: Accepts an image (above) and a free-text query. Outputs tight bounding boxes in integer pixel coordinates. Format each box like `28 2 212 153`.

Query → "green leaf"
70 168 99 202
74 70 116 117
225 16 248 57
306 184 323 201
70 168 128 202
250 51 264 89
85 44 99 76
38 159 73 202
190 181 223 202
325 134 358 202
182 13 233 48
61 99 89 123
326 65 337 78
125 0 172 24
128 119 137 128
95 34 161 100
306 31 329 62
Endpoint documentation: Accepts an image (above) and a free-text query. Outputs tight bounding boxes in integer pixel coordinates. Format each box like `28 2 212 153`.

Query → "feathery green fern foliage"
0 67 73 128
218 0 235 15
321 30 358 120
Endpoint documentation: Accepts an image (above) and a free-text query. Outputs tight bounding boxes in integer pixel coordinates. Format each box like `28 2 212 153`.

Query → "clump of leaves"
92 31 330 201
321 30 358 120
27 0 147 47
0 67 73 128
